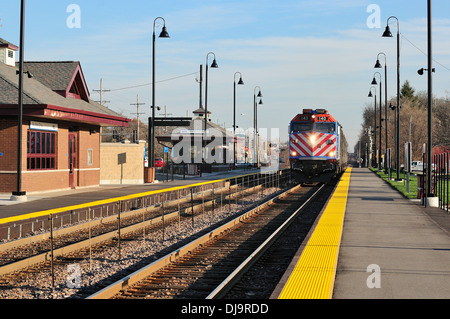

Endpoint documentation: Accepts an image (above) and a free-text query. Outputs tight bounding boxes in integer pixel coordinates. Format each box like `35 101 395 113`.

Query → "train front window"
291 123 312 132
314 123 335 133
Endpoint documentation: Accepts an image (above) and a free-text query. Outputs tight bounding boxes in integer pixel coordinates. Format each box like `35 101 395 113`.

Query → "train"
289 109 348 182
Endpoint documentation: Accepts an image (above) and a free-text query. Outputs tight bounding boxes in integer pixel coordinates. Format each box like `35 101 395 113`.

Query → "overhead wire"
401 34 450 72
108 72 199 92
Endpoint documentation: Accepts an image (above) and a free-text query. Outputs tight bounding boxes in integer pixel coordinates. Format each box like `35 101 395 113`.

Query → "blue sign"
164 147 169 153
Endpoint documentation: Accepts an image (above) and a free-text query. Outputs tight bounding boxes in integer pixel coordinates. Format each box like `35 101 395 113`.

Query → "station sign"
30 121 58 132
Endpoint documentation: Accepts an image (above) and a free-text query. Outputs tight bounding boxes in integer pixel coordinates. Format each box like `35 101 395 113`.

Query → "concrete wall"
100 141 145 185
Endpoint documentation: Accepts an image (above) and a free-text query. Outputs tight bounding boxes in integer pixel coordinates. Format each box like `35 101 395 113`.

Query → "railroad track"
0 183 259 274
223 178 339 299
0 174 291 299
89 180 332 299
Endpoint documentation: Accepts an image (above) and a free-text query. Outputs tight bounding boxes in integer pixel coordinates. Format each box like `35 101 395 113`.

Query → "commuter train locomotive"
289 109 348 182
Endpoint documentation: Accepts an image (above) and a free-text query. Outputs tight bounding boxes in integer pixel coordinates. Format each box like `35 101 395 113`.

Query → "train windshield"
291 123 312 132
314 123 336 133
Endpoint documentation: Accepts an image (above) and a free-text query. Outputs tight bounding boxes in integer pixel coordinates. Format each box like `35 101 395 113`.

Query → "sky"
2 0 450 151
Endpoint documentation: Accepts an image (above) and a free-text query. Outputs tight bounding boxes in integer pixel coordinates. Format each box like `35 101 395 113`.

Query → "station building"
156 106 238 172
0 38 130 194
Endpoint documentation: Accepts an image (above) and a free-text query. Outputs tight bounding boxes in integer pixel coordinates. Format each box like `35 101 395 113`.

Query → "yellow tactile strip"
278 167 352 299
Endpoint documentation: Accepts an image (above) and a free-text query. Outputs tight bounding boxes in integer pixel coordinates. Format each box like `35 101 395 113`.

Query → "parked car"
154 157 165 168
411 161 423 172
411 161 436 172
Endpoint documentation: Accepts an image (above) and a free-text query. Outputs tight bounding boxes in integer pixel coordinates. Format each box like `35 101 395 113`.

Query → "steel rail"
206 183 326 299
0 183 266 277
86 183 302 299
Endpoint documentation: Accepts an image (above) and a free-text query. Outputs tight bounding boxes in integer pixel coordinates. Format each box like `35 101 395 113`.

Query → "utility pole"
159 105 173 132
130 95 145 142
93 78 110 143
93 78 110 106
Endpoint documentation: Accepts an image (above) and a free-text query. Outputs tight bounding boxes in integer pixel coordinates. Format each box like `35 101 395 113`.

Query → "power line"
109 72 198 92
401 34 450 72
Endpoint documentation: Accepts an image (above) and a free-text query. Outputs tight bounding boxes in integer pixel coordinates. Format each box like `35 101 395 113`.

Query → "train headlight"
291 151 297 156
309 135 316 144
329 151 336 157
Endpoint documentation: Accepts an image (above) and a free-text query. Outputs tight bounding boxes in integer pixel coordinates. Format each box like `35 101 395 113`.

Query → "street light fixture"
371 72 383 170
11 0 27 201
374 52 388 171
368 86 377 168
233 72 244 168
204 52 218 164
150 17 169 182
382 16 401 180
417 68 435 75
253 87 263 168
417 0 436 204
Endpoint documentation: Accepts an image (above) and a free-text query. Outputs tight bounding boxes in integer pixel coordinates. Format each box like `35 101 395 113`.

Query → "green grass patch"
369 168 418 199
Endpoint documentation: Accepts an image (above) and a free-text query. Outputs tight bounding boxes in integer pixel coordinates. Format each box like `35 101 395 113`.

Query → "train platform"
0 168 260 221
274 167 450 299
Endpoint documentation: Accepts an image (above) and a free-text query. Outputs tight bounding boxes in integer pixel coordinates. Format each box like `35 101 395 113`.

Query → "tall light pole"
253 87 263 168
382 16 401 180
203 52 218 164
371 72 382 170
374 52 388 171
368 86 377 168
11 0 27 201
426 0 434 201
233 72 244 168
150 17 169 181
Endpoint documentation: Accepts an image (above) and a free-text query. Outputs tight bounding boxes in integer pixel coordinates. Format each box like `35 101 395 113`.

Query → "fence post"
49 214 55 290
89 208 92 272
117 201 121 261
191 188 194 227
162 193 165 241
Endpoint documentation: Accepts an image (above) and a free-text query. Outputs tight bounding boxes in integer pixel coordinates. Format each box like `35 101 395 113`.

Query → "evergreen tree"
401 80 416 101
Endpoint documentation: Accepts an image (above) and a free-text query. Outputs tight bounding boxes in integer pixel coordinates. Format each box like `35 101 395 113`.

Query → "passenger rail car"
289 109 348 182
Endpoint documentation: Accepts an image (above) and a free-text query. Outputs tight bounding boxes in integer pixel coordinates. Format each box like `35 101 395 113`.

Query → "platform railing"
433 152 449 213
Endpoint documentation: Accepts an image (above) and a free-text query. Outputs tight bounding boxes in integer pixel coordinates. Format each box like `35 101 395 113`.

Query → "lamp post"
11 0 27 201
150 17 169 181
374 52 388 171
253 87 263 168
204 52 218 164
371 72 382 170
382 16 401 180
417 0 435 204
427 0 434 200
233 72 244 168
368 86 377 168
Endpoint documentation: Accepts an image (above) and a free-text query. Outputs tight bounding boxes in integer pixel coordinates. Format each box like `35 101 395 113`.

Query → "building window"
87 149 93 166
27 130 57 170
8 50 13 58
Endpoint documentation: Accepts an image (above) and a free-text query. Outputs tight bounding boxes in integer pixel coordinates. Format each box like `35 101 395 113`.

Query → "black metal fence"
433 152 449 213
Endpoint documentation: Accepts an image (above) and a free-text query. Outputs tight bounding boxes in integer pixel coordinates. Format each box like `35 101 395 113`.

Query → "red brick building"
0 38 129 194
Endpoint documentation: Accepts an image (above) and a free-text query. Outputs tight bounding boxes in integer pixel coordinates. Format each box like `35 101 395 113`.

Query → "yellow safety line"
278 167 352 299
0 179 225 225
0 169 285 226
0 170 270 225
